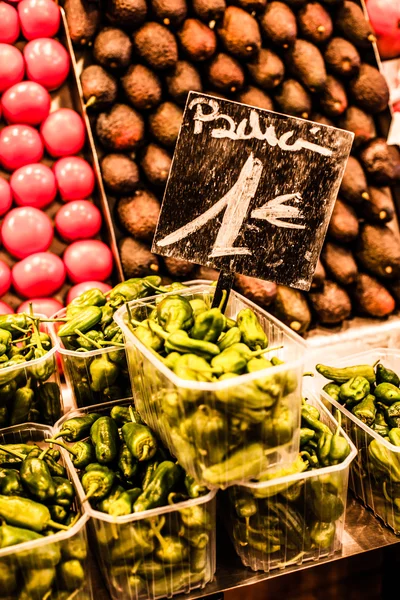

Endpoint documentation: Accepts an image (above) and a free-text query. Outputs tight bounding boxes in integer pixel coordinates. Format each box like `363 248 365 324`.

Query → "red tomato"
53 156 95 201
18 0 60 40
66 280 112 304
0 44 25 93
0 178 12 216
55 200 102 242
10 163 56 208
0 260 11 296
0 2 20 44
12 252 66 297
1 81 51 125
0 301 13 314
2 206 53 258
41 108 85 157
64 240 113 283
17 296 63 317
0 124 44 171
24 38 69 91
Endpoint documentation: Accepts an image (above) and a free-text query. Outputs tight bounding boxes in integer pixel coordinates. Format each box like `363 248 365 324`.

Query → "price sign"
152 92 353 291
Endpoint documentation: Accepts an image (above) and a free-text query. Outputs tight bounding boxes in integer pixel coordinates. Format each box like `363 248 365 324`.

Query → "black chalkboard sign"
152 92 354 291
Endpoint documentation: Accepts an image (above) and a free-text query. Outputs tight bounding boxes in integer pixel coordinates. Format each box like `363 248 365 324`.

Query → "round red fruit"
0 125 43 171
55 200 102 242
41 108 85 157
2 206 53 259
18 296 63 317
1 81 51 125
66 280 112 304
64 240 113 283
0 301 13 315
18 0 60 40
0 260 11 296
0 2 20 44
53 156 95 201
0 44 24 93
12 252 66 297
24 38 69 91
11 163 56 208
0 178 12 216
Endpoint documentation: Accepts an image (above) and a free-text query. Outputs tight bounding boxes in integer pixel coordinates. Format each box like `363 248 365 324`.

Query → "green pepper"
0 559 17 594
136 559 166 579
0 444 34 467
70 287 107 309
236 308 268 350
300 427 316 447
97 484 124 513
37 382 62 425
111 405 143 426
100 302 115 328
140 457 160 490
190 405 227 464
376 363 400 387
53 476 75 509
0 329 12 354
0 469 24 495
133 461 182 512
389 428 400 446
49 504 68 523
269 500 310 551
54 439 95 469
0 314 28 338
76 329 104 350
374 382 400 405
28 347 55 382
110 276 161 303
153 531 189 564
59 559 84 591
157 295 194 333
0 379 16 407
173 353 215 374
217 327 241 351
81 464 115 501
310 521 335 550
339 376 370 403
61 536 87 561
317 428 333 467
58 306 103 337
108 488 142 517
301 404 331 436
0 496 67 532
255 454 309 492
104 321 120 340
89 355 119 392
310 481 344 522
0 522 42 547
372 411 390 438
202 442 266 487
24 448 67 478
19 567 56 600
262 403 294 447
134 322 164 351
122 420 158 462
118 442 138 480
386 401 400 428
190 307 225 343
189 298 208 318
368 439 400 481
184 474 207 499
316 363 376 384
0 355 26 385
323 382 341 402
10 380 34 426
166 330 220 359
229 487 257 519
20 451 56 502
328 412 350 464
352 394 376 426
164 351 181 370
149 569 206 597
111 523 155 563
90 416 119 464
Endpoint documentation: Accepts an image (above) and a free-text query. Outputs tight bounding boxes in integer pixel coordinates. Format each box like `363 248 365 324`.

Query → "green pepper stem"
82 484 99 502
74 329 102 350
98 340 126 348
38 318 68 322
251 345 284 358
50 430 71 441
303 372 315 378
0 444 25 460
149 518 168 550
11 335 31 344
64 589 81 600
46 438 78 457
47 519 70 531
67 513 80 529
373 360 380 369
140 445 150 461
11 324 30 334
131 559 142 575
42 591 52 600
383 481 392 503
39 447 50 460
218 290 227 312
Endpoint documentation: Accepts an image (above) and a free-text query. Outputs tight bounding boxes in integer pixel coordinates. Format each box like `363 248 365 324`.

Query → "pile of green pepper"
0 440 90 600
228 398 351 570
319 360 400 531
56 276 166 407
50 404 214 599
126 290 299 487
0 313 61 427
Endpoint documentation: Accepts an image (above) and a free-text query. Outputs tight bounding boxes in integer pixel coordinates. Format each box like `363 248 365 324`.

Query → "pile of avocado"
64 0 400 332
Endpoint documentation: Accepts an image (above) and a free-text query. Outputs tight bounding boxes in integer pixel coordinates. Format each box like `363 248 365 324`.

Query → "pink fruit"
18 0 60 40
66 280 112 304
0 178 12 216
11 163 56 208
53 156 95 201
18 297 63 317
55 200 102 242
1 81 51 125
366 0 400 60
12 252 66 297
41 108 85 157
0 44 24 93
0 260 11 296
0 2 20 44
24 38 69 91
0 125 43 171
2 206 53 258
0 301 13 315
64 240 113 283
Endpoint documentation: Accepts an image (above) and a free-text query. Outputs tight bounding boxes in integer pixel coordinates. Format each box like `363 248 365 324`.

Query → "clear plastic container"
226 392 356 572
54 400 217 600
50 308 132 408
114 284 306 489
317 349 400 534
0 322 63 427
0 423 92 599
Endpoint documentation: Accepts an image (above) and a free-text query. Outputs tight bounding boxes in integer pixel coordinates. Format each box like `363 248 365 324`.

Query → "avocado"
338 106 376 148
117 190 160 242
64 0 100 46
259 2 297 48
236 0 266 13
192 0 226 22
236 86 274 111
101 153 140 195
273 285 311 333
310 112 335 127
328 199 359 243
235 273 277 307
361 186 394 224
319 75 348 117
164 256 195 277
322 242 358 286
353 273 395 318
335 1 375 47
349 63 390 114
96 104 145 151
107 0 147 29
119 237 160 278
219 6 261 59
140 143 172 186
359 139 400 184
150 0 187 27
133 22 178 70
287 39 327 92
178 19 217 61
339 155 369 205
149 102 183 147
274 79 312 119
324 37 360 78
207 53 245 93
122 64 162 111
309 280 352 325
297 2 333 45
357 223 400 279
93 27 132 70
165 61 202 105
311 259 325 289
194 265 219 280
247 48 285 90
81 65 117 110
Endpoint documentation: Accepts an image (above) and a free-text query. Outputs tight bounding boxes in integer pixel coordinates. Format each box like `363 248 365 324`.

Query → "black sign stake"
211 270 235 310
153 92 354 303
